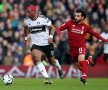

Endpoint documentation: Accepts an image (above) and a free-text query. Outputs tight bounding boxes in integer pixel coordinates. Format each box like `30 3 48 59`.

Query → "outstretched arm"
57 20 71 36
87 26 108 42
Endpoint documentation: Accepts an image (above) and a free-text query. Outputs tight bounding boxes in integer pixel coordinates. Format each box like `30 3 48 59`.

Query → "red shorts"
69 46 86 62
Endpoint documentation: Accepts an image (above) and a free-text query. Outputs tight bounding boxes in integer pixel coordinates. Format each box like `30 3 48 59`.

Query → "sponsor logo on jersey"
71 27 84 34
29 25 46 33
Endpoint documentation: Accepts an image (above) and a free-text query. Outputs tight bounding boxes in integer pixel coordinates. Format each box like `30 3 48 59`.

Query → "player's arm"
49 24 56 38
24 25 29 39
24 25 29 46
48 24 56 44
87 26 108 42
46 17 56 44
57 20 71 36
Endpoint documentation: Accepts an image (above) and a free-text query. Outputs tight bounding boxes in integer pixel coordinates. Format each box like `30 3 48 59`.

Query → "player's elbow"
50 24 56 32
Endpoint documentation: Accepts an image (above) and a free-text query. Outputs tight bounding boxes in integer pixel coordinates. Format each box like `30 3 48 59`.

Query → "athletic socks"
86 56 95 66
36 59 62 79
85 60 89 65
79 61 87 80
55 59 64 79
36 62 49 78
55 59 62 70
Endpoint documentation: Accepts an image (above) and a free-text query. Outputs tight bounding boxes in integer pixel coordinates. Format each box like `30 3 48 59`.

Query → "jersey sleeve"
86 25 108 42
24 19 28 26
39 15 52 26
57 20 71 36
46 18 52 26
99 33 104 42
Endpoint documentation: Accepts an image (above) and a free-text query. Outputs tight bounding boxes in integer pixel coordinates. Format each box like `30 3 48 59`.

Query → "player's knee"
49 62 55 66
78 54 85 61
48 58 56 66
32 55 41 63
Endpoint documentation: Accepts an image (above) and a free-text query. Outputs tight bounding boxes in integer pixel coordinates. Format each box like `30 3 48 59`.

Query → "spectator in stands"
23 49 34 66
100 22 108 63
3 50 14 65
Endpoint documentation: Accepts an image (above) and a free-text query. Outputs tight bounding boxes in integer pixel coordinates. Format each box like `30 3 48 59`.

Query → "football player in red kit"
57 9 108 85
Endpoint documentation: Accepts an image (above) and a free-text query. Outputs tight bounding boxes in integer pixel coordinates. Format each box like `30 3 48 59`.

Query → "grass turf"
0 78 108 90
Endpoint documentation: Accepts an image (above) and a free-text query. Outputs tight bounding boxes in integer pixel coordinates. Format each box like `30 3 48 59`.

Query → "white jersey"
100 32 108 54
24 15 52 46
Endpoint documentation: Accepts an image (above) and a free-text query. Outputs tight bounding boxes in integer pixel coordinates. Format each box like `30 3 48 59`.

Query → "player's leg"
31 49 49 78
86 56 95 66
74 57 94 71
70 50 81 70
78 54 87 85
44 44 64 79
31 45 52 84
78 47 88 85
74 62 81 70
47 56 64 79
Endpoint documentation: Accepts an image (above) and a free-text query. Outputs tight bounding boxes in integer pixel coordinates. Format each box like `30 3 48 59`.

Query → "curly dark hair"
76 9 86 19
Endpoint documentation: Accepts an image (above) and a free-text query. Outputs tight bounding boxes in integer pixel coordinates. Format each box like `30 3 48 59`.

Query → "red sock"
85 60 89 65
79 61 87 79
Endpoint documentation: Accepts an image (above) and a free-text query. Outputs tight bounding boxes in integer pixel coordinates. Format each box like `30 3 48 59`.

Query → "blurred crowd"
0 0 108 66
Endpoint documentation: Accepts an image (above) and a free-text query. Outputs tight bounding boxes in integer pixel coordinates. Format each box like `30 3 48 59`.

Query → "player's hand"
57 30 63 39
57 33 63 40
48 38 53 44
59 33 63 39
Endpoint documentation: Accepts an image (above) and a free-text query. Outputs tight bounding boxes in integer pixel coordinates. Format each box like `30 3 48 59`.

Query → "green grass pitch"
0 78 108 90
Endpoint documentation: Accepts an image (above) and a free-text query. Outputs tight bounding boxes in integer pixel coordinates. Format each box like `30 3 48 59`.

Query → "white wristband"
24 37 28 40
49 35 53 39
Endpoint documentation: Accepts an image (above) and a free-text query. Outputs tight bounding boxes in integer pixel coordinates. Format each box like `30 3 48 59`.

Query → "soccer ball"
2 74 14 85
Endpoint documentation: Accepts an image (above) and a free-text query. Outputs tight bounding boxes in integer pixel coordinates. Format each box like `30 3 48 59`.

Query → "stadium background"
0 0 108 77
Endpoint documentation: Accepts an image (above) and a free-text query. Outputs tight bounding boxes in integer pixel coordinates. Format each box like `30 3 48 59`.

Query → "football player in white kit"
24 5 64 84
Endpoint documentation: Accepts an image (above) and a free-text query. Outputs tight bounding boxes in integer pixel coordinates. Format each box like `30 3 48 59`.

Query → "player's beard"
28 14 36 20
75 19 82 24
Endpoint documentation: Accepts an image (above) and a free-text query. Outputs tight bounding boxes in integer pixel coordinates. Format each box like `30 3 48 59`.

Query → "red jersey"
57 20 108 49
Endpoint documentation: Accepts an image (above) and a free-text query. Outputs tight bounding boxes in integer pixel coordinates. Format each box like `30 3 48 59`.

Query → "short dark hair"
76 9 86 19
